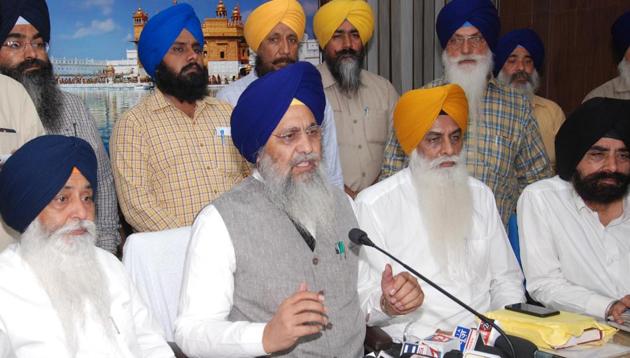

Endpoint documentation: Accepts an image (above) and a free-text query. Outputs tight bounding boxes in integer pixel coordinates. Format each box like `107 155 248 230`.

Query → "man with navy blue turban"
111 3 249 233
0 135 173 357
0 0 121 254
495 29 566 168
381 0 552 226
175 62 423 357
584 11 630 102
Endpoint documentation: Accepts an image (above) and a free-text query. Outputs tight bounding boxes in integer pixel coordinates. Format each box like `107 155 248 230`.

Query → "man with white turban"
313 0 399 198
356 84 524 340
216 0 344 189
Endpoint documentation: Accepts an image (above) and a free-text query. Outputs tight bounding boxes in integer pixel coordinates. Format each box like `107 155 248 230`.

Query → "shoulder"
423 78 447 89
0 74 27 94
521 176 569 197
0 245 29 286
216 75 255 104
361 70 395 89
584 77 618 100
356 169 411 207
117 92 157 125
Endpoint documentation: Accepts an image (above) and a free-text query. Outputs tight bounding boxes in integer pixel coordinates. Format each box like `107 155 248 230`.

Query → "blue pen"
220 128 225 146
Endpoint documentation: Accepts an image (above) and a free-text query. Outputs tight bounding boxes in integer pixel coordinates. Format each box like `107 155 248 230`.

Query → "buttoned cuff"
241 323 268 356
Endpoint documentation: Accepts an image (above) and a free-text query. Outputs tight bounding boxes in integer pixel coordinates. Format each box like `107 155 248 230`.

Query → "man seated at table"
0 135 173 357
519 98 630 324
356 84 525 340
175 62 424 357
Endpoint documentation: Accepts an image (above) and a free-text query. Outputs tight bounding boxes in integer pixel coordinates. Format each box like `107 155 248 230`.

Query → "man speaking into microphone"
355 84 525 341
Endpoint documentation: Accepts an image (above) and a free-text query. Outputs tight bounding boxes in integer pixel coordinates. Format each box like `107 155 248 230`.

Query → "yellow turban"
244 0 305 53
394 84 468 155
313 0 374 48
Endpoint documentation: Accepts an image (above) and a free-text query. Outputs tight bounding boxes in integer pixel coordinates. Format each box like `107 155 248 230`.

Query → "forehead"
587 137 628 151
453 25 481 37
336 20 358 32
266 22 298 38
425 114 461 134
61 170 92 189
173 29 198 44
510 46 531 57
7 24 40 39
274 105 316 130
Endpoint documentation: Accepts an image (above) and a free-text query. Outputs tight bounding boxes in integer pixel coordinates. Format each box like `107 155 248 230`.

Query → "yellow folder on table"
484 309 617 350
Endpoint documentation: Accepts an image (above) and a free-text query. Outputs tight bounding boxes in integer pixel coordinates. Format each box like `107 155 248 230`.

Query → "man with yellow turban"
355 84 525 341
217 0 344 189
313 0 399 198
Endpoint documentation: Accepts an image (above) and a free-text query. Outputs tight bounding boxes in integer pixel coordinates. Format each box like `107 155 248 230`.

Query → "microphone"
348 228 520 358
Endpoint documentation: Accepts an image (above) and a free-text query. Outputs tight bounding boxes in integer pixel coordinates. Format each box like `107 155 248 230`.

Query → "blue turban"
612 11 630 57
0 0 50 43
138 3 204 79
493 29 545 76
231 62 325 163
0 135 97 233
436 0 500 51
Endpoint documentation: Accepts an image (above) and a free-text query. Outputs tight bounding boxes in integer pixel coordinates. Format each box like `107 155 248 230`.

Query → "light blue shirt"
216 72 344 189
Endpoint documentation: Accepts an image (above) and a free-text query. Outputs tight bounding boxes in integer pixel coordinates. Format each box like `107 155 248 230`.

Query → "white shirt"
355 168 525 340
0 244 173 358
174 172 386 357
518 175 630 319
216 72 344 188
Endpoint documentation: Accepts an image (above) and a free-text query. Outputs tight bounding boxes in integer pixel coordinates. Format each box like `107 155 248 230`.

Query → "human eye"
450 133 461 143
618 151 630 161
3 40 22 50
193 46 203 54
587 151 605 161
171 45 184 54
305 125 321 137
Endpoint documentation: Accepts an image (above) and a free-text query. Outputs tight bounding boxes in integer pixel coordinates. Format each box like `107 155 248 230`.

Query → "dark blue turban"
231 61 326 163
493 29 545 76
0 135 97 233
436 0 500 51
0 0 50 44
612 11 630 56
138 3 204 79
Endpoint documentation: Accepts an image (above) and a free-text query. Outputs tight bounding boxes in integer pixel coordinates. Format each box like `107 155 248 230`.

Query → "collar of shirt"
147 88 222 114
612 76 630 94
317 62 366 90
570 182 630 224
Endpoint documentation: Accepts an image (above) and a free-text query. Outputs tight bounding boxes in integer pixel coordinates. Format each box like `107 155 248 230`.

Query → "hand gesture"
380 264 424 316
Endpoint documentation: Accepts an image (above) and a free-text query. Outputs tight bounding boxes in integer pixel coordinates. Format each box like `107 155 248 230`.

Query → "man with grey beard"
584 11 630 102
0 0 120 254
357 84 524 341
313 0 399 198
0 135 173 357
494 29 566 168
380 0 552 226
175 62 423 358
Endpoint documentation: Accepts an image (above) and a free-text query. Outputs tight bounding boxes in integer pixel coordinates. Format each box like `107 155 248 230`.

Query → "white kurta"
355 168 525 340
518 176 630 319
0 244 173 358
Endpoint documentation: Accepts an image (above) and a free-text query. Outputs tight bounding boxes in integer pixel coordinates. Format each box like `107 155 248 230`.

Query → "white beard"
619 59 630 87
409 151 474 281
497 68 540 101
20 219 117 356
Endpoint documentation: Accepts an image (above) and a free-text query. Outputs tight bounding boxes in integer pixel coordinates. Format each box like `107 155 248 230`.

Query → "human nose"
441 138 455 156
603 153 618 173
295 130 314 154
279 38 290 55
68 196 89 221
460 38 472 55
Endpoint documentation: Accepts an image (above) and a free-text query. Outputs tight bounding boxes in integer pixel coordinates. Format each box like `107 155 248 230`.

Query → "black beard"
324 47 364 94
0 59 63 129
572 170 630 204
510 70 531 85
254 56 296 77
154 61 209 103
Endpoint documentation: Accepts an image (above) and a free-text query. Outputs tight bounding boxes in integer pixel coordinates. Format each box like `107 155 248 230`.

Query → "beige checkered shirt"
110 89 249 232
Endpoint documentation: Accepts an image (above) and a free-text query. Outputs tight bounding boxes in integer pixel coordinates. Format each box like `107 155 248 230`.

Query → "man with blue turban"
111 3 249 233
380 0 552 226
0 0 121 254
0 135 173 357
175 62 423 357
495 29 566 168
584 11 630 102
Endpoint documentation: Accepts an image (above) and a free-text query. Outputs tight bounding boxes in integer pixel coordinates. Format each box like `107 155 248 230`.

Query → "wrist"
605 300 619 319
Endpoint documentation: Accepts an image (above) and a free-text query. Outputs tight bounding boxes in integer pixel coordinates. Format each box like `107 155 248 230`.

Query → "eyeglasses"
447 35 486 50
272 124 322 145
2 39 49 52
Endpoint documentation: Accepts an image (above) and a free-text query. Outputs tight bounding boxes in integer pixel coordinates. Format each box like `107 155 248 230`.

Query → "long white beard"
409 151 474 281
619 59 630 87
20 219 117 356
497 68 540 101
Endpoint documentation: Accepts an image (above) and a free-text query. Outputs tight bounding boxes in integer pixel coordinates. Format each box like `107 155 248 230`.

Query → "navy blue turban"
0 135 97 233
612 11 630 57
436 0 500 51
493 29 545 76
138 3 204 79
231 61 326 163
556 98 630 181
0 0 50 44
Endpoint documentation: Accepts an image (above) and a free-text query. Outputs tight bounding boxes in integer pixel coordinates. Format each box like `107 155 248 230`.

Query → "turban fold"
244 0 305 53
313 0 374 48
231 62 325 163
138 3 204 79
612 11 630 56
394 84 468 155
0 0 50 43
556 98 630 181
0 135 97 233
436 0 500 51
493 29 545 76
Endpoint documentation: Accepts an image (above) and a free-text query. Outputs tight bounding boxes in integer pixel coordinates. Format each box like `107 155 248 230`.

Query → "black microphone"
348 228 519 358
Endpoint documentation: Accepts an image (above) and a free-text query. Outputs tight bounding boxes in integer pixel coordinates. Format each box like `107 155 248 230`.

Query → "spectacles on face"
272 124 322 145
584 148 630 164
2 39 49 52
446 35 486 50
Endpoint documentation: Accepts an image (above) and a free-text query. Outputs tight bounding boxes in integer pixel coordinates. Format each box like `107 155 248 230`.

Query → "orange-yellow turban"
313 0 374 48
394 84 468 155
244 0 305 53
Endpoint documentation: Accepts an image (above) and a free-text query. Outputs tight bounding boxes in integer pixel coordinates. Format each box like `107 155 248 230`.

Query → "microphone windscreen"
495 334 537 357
348 228 371 246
